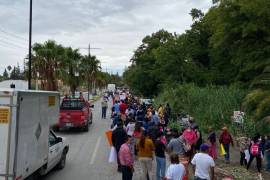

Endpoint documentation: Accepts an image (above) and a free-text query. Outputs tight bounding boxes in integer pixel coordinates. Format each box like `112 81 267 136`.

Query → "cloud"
0 0 212 75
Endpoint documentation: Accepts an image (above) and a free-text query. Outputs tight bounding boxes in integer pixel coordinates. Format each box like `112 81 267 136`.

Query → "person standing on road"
167 132 188 157
113 101 120 114
119 135 134 180
112 121 128 172
136 130 155 180
236 136 249 166
182 127 197 160
219 127 234 163
101 98 108 119
247 136 262 174
207 127 217 159
165 153 186 180
191 144 215 180
155 132 167 180
120 100 128 115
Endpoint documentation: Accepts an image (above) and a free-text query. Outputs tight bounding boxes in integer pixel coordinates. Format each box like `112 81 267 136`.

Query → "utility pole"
79 43 101 100
28 0 33 90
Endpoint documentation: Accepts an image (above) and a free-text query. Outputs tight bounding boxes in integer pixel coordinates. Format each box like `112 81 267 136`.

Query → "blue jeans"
224 144 230 161
266 151 270 171
156 156 166 180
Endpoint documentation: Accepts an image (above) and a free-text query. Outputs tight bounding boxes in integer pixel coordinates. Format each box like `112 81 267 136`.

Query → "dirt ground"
186 145 270 180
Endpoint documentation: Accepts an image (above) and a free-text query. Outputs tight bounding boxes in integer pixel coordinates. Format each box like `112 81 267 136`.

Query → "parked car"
58 98 94 131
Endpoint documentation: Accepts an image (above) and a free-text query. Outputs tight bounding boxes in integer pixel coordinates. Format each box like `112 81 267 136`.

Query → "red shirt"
119 103 127 114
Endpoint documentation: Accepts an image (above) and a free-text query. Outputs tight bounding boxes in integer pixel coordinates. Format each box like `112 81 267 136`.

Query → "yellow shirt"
136 138 154 158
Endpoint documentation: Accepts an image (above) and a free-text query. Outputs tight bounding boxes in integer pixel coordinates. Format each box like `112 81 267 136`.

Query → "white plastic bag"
244 149 250 162
108 146 117 163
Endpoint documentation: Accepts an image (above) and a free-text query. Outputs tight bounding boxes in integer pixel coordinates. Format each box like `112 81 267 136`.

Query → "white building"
0 80 28 90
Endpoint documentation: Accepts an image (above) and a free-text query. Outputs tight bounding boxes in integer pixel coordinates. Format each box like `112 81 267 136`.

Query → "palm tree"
58 47 82 95
32 40 65 91
80 55 101 98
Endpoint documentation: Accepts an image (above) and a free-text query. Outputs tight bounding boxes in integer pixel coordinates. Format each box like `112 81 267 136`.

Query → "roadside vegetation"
123 0 270 135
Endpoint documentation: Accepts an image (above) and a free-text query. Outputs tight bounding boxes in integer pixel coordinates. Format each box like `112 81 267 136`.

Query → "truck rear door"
0 106 10 180
0 92 14 180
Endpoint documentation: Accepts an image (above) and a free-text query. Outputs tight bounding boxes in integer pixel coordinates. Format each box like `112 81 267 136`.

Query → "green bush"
155 84 247 132
243 89 270 121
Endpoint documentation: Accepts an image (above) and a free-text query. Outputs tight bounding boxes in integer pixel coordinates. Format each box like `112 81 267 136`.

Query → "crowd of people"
102 90 270 180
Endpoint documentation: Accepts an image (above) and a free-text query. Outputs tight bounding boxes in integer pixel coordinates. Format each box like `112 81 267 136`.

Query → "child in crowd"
165 153 186 180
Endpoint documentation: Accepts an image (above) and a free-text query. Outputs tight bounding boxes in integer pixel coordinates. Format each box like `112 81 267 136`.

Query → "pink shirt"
183 129 197 145
119 143 134 167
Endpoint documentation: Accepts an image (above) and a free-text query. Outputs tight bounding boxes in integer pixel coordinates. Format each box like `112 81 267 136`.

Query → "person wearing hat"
219 127 234 163
191 144 215 180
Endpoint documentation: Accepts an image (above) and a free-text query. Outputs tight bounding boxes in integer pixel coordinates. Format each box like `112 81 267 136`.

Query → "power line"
0 39 28 50
0 33 28 46
0 28 28 42
0 42 18 51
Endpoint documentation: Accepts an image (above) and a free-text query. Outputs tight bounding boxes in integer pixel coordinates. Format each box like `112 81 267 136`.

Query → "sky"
0 0 212 75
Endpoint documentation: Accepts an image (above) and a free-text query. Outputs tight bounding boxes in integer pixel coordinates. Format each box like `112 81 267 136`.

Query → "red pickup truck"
58 98 94 131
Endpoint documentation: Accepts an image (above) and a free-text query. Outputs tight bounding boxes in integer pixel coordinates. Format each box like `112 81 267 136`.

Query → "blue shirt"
151 114 160 125
113 103 120 113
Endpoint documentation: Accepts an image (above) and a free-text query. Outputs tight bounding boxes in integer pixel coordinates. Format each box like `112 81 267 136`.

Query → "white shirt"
166 164 185 180
191 153 215 180
126 123 135 136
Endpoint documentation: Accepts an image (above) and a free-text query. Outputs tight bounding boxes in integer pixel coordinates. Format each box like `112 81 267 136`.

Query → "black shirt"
112 127 127 152
155 139 166 158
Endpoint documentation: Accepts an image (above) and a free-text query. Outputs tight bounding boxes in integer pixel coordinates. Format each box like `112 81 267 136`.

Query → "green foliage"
155 84 246 132
242 116 270 137
243 89 270 121
2 69 8 80
124 0 270 97
10 65 24 80
168 121 183 132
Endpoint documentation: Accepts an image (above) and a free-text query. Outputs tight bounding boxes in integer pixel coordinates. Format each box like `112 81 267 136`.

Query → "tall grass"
155 84 247 132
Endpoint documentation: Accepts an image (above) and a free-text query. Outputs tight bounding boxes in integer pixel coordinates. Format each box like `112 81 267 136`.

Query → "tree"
189 8 204 21
32 40 65 91
3 69 8 80
207 0 270 84
124 30 174 97
10 66 17 79
80 55 101 95
58 47 82 95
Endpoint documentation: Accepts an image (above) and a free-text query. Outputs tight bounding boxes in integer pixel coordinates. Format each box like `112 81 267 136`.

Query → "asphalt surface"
43 99 124 180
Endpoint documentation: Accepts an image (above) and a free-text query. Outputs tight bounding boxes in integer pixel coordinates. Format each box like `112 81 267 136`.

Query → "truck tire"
89 114 93 124
57 154 66 169
84 120 89 132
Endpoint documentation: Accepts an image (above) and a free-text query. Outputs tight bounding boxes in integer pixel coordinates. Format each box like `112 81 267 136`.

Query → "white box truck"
0 89 69 180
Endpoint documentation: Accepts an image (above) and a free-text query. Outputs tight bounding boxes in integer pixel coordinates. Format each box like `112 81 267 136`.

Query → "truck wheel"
89 115 93 124
83 120 89 132
85 123 89 132
57 154 66 169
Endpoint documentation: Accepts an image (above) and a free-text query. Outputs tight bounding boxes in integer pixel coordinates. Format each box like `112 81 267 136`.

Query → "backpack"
250 143 259 156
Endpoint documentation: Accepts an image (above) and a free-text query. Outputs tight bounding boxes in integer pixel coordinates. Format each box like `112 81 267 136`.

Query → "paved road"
43 99 123 180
